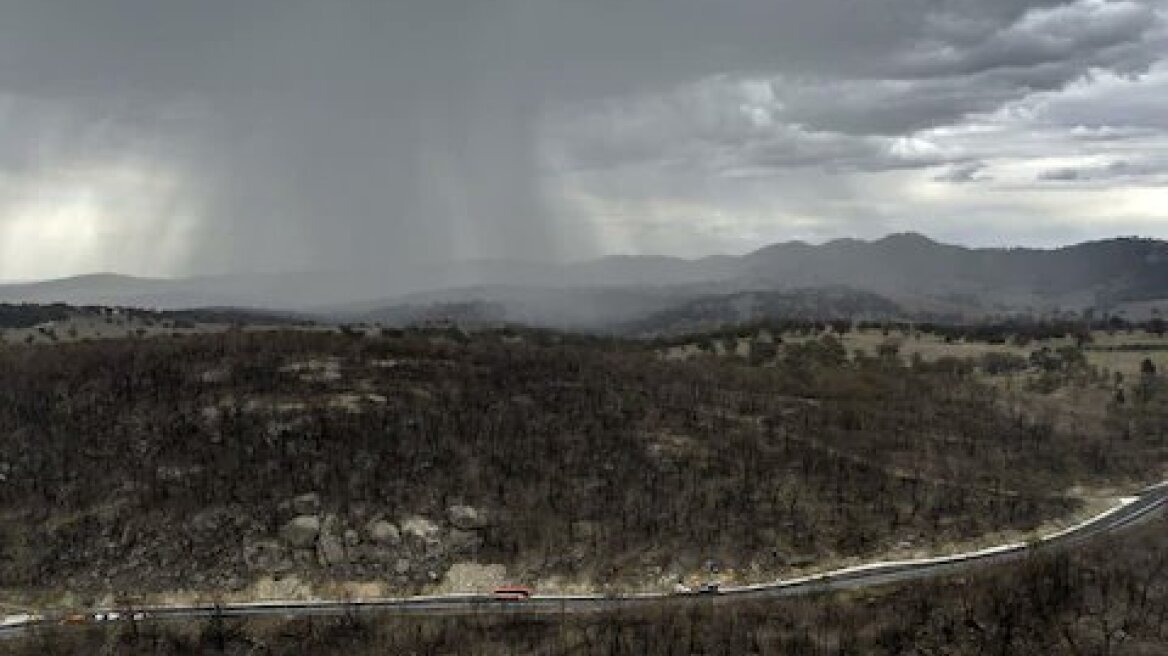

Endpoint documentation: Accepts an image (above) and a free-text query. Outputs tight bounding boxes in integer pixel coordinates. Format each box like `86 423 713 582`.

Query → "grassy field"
699 327 1168 381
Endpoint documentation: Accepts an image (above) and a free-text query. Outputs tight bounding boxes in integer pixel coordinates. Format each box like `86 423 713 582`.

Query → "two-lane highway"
3 481 1167 637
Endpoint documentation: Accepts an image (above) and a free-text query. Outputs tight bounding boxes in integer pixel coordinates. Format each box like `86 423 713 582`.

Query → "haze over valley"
6 233 1168 332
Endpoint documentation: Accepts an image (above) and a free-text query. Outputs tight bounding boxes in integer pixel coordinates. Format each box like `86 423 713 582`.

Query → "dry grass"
779 328 1168 381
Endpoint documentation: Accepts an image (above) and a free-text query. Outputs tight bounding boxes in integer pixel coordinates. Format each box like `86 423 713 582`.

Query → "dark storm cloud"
900 0 1157 77
0 1 585 274
549 0 1166 183
0 0 1165 279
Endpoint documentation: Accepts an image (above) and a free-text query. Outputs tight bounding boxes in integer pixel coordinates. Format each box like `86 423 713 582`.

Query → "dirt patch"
435 563 508 593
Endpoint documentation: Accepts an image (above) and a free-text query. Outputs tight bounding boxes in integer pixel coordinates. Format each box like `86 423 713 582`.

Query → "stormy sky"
0 0 1165 281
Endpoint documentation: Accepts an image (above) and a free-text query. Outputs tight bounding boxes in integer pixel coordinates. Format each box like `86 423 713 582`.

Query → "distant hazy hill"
620 288 905 335
3 234 1167 324
735 234 1168 312
342 234 1168 329
348 285 709 331
0 272 409 310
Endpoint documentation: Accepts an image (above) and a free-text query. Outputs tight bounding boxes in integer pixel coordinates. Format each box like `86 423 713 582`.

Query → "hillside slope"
0 328 1158 603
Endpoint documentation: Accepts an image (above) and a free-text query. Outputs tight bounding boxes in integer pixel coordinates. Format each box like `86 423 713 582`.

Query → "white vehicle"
2 613 41 626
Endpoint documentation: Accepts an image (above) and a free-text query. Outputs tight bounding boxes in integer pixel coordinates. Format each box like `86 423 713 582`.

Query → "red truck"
492 585 534 601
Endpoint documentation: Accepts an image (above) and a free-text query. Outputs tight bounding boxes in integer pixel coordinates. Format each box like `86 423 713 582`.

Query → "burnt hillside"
0 329 1156 599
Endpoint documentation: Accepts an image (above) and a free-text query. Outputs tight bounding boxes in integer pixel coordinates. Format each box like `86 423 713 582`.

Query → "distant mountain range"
3 234 1168 329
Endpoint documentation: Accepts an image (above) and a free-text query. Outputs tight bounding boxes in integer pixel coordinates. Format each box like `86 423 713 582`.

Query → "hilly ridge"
3 234 1167 327
738 234 1168 309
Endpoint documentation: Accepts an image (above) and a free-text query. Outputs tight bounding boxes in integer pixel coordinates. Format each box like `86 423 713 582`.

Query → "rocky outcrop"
26 498 506 596
439 562 506 592
291 493 322 515
446 529 483 553
343 529 360 547
401 516 442 546
242 539 291 574
314 514 349 566
188 507 232 535
70 499 502 593
280 516 321 549
316 532 347 567
366 519 401 546
447 505 489 530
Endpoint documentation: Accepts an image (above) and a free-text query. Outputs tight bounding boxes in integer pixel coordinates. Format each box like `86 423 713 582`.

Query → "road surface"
3 481 1167 636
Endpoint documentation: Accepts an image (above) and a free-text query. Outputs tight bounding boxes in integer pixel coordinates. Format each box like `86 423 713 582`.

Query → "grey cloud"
551 0 1168 180
770 74 1020 136
1035 68 1168 131
731 132 966 174
1068 125 1163 142
0 0 1166 279
547 73 979 179
1038 160 1167 181
934 161 991 183
1039 167 1091 181
0 2 592 274
3 0 951 274
901 0 1158 78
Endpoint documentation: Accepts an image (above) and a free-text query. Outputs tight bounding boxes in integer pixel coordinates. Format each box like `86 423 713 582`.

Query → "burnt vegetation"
0 324 1163 598
9 516 1168 655
0 303 308 331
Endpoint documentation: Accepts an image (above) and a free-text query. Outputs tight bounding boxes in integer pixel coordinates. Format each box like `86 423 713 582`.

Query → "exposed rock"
321 513 341 533
188 507 230 534
447 505 489 530
280 358 342 383
446 529 483 553
291 493 322 515
242 539 291 574
367 520 401 546
439 563 507 593
317 532 347 567
401 516 442 545
291 548 317 568
394 558 412 575
735 338 752 358
280 516 321 549
352 544 396 564
343 529 361 548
